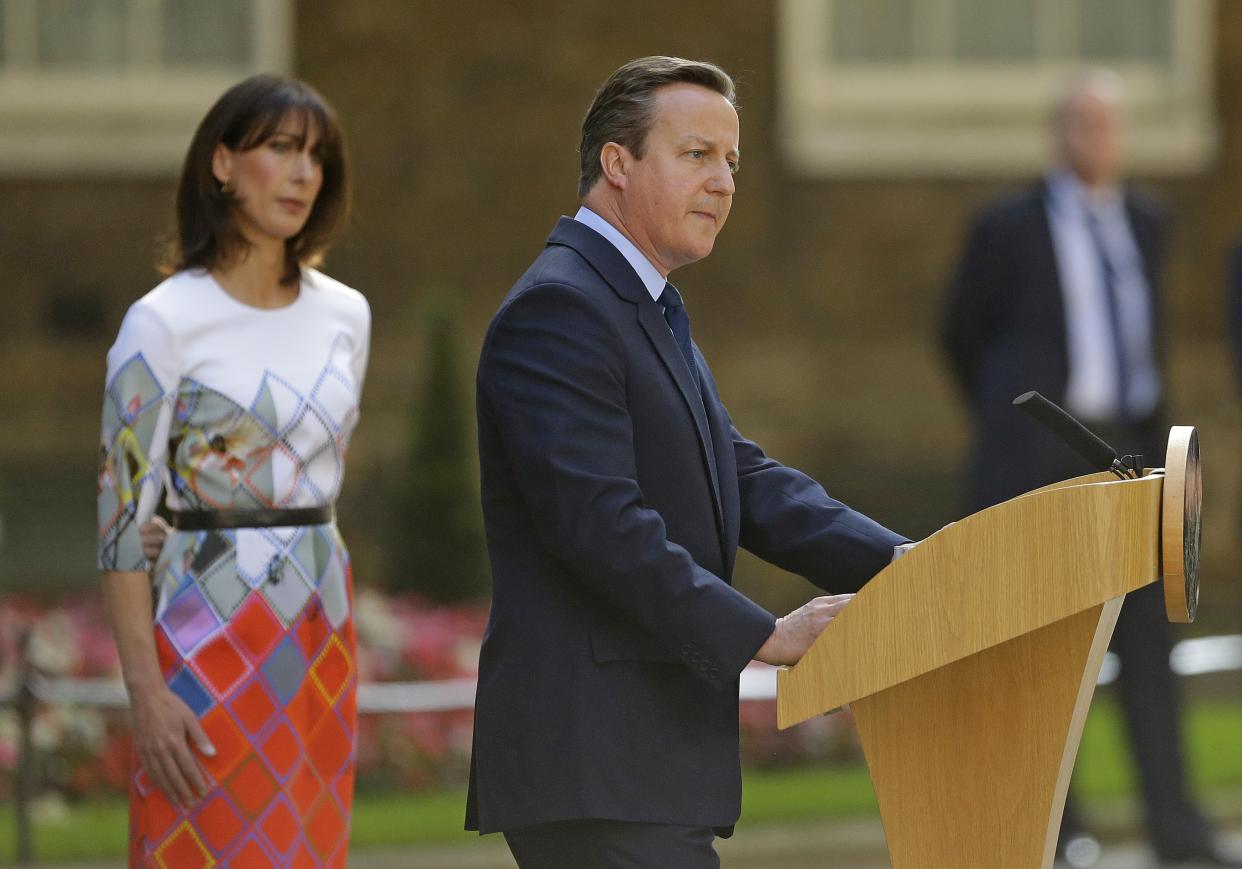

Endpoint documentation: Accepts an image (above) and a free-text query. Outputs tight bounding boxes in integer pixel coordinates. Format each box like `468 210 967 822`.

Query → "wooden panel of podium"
776 428 1200 869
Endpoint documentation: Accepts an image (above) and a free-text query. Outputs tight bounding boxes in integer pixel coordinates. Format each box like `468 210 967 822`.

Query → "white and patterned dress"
97 268 369 868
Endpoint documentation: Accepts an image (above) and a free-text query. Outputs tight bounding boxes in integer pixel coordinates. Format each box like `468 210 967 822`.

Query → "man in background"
942 70 1239 867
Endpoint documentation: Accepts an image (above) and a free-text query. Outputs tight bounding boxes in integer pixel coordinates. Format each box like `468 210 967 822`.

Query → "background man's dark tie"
1086 209 1131 416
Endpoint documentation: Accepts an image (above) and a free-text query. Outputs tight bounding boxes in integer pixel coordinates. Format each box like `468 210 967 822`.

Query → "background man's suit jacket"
941 180 1167 511
1227 236 1242 391
466 218 906 835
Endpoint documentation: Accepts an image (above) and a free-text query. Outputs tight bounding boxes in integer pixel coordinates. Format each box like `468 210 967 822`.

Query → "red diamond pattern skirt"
127 561 357 867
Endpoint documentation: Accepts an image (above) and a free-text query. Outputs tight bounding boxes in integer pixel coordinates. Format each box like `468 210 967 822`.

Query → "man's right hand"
754 593 854 666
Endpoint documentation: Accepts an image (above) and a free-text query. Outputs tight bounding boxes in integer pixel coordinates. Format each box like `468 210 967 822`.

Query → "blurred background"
0 1 1239 865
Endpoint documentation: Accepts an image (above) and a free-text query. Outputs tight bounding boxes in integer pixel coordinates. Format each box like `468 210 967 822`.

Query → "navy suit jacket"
466 218 906 835
941 180 1166 511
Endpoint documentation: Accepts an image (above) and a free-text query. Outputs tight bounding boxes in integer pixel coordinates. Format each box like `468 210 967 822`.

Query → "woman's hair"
162 74 349 285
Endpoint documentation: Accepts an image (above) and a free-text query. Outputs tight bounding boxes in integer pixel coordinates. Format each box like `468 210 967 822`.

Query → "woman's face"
212 114 324 245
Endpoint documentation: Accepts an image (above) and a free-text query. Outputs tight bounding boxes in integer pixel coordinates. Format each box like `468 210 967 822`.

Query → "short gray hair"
1051 68 1123 132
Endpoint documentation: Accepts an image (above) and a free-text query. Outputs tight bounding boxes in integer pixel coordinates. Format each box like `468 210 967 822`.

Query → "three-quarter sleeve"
351 297 371 401
97 302 181 571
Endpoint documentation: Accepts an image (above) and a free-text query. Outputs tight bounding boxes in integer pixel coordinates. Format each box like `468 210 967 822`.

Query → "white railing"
10 633 1238 713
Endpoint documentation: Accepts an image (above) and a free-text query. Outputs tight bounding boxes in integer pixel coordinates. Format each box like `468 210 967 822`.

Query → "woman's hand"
129 684 216 809
102 570 217 809
140 516 171 564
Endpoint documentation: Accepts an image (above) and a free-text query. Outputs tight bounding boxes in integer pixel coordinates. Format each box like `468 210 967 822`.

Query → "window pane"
955 0 1036 61
1080 0 1170 63
828 0 914 64
37 0 127 69
161 0 251 67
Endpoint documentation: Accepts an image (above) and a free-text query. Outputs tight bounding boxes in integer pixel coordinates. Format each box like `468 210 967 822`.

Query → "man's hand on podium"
754 593 854 666
892 540 919 561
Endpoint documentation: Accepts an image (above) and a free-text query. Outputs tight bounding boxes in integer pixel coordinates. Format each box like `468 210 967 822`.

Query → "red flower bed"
0 589 854 800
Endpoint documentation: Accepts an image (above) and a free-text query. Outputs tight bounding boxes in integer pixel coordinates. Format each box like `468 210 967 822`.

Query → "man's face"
619 83 739 274
1059 88 1125 189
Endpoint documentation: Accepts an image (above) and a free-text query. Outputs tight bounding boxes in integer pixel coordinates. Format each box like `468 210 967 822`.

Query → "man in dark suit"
942 70 1238 868
466 56 907 867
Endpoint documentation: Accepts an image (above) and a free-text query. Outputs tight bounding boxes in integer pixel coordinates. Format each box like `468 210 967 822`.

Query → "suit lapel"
1124 194 1165 362
697 362 739 579
636 304 726 541
1036 181 1071 386
1125 198 1160 295
546 218 727 548
1036 180 1066 299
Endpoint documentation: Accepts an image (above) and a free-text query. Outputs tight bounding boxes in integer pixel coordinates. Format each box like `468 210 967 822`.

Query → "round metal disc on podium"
1162 426 1200 623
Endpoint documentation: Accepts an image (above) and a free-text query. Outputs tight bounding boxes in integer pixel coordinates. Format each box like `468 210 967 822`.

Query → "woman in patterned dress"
97 74 369 868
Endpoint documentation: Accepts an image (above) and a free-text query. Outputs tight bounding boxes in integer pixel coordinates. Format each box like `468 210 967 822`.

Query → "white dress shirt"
574 206 666 303
1045 169 1161 421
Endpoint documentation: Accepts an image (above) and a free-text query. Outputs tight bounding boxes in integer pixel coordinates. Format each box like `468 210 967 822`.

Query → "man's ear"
211 143 234 187
599 142 630 190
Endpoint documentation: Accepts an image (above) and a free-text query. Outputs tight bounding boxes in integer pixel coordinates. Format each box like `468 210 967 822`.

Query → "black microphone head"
1013 391 1118 471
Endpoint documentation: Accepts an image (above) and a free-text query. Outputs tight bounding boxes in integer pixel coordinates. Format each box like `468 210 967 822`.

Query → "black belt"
170 506 334 531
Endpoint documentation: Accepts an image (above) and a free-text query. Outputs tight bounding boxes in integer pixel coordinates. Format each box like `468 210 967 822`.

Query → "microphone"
1012 391 1125 475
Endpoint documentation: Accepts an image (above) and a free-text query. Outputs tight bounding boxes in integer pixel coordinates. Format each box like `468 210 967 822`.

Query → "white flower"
355 588 400 654
453 637 482 673
62 706 105 749
27 612 80 676
31 710 63 751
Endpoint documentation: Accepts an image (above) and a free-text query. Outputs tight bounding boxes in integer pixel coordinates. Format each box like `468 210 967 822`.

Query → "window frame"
777 0 1218 176
0 0 292 176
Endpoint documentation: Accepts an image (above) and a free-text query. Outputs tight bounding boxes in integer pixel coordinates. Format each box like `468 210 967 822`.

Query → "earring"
220 178 234 195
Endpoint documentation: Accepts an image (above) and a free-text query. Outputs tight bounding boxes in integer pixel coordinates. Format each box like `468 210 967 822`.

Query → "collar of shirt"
1046 167 1125 224
574 206 667 303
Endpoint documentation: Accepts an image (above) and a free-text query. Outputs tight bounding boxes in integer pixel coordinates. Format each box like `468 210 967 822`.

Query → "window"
0 0 291 175
778 0 1217 176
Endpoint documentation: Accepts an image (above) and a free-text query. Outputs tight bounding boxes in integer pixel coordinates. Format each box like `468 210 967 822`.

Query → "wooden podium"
776 427 1201 869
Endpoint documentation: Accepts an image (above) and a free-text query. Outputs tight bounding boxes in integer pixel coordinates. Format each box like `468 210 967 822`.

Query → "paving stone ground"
341 824 1242 869
18 819 1241 868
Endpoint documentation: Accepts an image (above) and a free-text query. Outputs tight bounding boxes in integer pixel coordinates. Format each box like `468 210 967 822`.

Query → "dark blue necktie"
658 283 698 383
1086 209 1131 416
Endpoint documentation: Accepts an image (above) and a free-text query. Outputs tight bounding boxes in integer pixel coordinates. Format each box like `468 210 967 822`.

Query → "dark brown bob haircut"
577 56 736 199
162 73 349 286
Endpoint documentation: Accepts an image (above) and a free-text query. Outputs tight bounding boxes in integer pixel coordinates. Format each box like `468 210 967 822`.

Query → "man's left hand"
754 593 854 666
